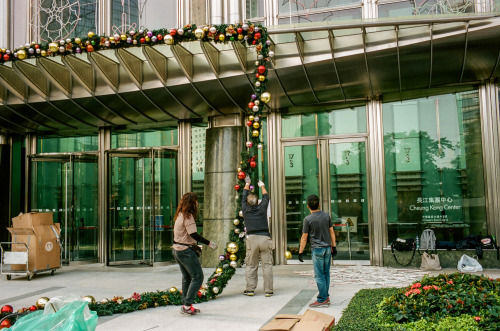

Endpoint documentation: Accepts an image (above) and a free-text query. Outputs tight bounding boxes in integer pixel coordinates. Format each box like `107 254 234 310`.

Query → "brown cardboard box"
7 212 61 272
260 310 335 331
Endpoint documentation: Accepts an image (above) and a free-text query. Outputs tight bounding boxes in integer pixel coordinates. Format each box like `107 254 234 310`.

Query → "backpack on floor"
420 229 436 251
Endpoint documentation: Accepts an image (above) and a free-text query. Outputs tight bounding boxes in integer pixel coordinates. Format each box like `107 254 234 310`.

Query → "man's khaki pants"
245 235 274 293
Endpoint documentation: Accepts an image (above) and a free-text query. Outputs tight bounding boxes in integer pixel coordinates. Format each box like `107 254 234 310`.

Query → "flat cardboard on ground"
260 310 335 331
7 212 60 272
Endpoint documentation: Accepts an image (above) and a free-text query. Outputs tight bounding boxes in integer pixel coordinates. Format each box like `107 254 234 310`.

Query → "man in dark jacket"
241 175 273 297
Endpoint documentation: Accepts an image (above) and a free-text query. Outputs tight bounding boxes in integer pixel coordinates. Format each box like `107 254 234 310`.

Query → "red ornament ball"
237 28 243 34
250 160 257 168
234 184 240 191
247 120 253 127
255 73 260 78
237 171 245 180
2 54 9 61
258 65 266 74
1 305 13 314
170 29 177 36
248 102 255 109
252 40 257 45
29 305 37 311
0 319 12 329
254 32 261 39
157 34 163 41
140 37 146 43
86 45 94 52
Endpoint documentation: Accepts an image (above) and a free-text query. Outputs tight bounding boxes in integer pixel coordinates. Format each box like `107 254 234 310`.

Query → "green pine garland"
0 21 272 321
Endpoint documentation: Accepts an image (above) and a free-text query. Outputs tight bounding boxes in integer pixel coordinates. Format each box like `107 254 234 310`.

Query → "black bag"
436 241 456 250
456 235 483 259
391 238 416 266
391 238 415 252
191 244 202 257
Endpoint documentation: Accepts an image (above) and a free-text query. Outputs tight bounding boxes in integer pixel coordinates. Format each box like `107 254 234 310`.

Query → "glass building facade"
0 0 499 267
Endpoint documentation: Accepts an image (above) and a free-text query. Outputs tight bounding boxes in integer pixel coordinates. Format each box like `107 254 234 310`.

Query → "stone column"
201 114 243 267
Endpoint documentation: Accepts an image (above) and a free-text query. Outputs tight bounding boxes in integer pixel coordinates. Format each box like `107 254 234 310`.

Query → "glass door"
30 153 98 263
152 149 177 262
283 139 370 262
108 151 153 265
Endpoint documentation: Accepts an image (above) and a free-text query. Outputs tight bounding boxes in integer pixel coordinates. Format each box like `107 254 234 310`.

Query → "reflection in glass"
37 136 98 153
191 125 207 230
329 142 369 260
284 145 319 259
383 91 486 244
111 129 178 148
282 106 366 138
247 0 265 18
111 0 176 33
279 8 362 24
279 0 361 14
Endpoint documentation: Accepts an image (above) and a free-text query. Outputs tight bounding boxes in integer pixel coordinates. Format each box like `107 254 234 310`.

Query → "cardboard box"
7 212 61 272
260 310 335 331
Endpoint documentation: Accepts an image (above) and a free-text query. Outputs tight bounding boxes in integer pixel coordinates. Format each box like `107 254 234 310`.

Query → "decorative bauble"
0 319 12 329
269 51 275 57
48 42 59 52
246 141 253 148
28 48 34 54
253 105 259 112
237 27 243 34
152 36 157 42
29 305 37 311
238 34 244 40
239 210 243 217
157 34 163 41
133 40 138 45
238 171 245 180
246 120 252 127
88 31 94 38
234 184 240 190
36 297 50 309
235 228 240 234
255 73 260 79
219 255 225 261
254 116 260 122
91 40 96 45
212 287 219 294
249 115 255 121
239 232 246 238
209 26 217 34
2 54 8 61
230 261 238 268
178 28 184 35
260 92 271 103
254 32 261 40
41 50 47 57
227 242 239 254
169 287 178 293
254 26 260 32
248 102 255 109
250 160 257 168
169 29 177 36
86 45 94 52
252 130 259 137
237 167 242 172
139 29 144 35
242 23 249 30
1 305 13 314
233 219 240 226
129 30 136 35
104 40 110 47
258 54 264 60
120 34 127 41
58 46 65 53
195 28 204 39
285 250 293 259
165 35 174 45
146 31 153 38
253 122 260 129
101 298 109 304
216 267 223 274
250 185 255 191
259 75 266 82
140 37 146 43
17 49 27 60
230 254 237 261
266 40 271 46
74 37 81 44
127 37 132 43
258 144 263 150
82 295 95 304
219 34 225 41
145 36 150 42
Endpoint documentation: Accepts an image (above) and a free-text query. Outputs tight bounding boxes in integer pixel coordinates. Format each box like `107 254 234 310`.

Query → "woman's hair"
174 192 198 221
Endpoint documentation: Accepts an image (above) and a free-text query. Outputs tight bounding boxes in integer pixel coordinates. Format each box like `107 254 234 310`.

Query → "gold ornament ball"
253 122 260 129
121 34 127 41
237 167 242 172
48 42 59 53
227 242 239 254
74 37 81 44
82 295 96 304
229 254 237 261
252 130 260 137
165 35 174 45
36 297 50 309
234 228 240 234
238 34 244 40
258 75 266 82
17 50 27 60
285 250 293 260
260 92 271 103
216 267 223 274
169 287 178 293
218 34 225 42
41 50 47 57
101 298 109 304
248 115 254 121
195 28 204 39
239 210 243 217
230 261 238 268
233 219 240 226
88 31 95 38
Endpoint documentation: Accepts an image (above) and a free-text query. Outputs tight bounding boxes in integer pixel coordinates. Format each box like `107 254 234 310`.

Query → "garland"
0 21 272 323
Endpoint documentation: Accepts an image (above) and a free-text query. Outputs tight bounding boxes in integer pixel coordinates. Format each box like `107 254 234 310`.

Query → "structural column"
178 120 192 197
0 134 10 243
98 127 111 265
201 114 243 267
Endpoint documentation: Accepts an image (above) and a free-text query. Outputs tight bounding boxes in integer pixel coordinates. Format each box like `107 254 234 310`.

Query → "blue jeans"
173 248 204 306
312 247 331 303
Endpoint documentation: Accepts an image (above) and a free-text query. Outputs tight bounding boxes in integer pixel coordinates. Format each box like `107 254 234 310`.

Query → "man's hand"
331 246 337 257
245 175 251 185
258 180 265 188
209 242 218 250
298 253 304 263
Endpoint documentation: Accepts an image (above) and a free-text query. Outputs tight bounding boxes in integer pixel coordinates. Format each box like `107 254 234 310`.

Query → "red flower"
423 286 431 290
448 280 454 284
411 283 422 289
131 292 141 301
457 299 463 304
474 316 481 322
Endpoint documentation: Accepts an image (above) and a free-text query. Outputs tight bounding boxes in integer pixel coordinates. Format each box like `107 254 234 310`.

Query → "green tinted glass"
37 136 98 153
112 129 178 148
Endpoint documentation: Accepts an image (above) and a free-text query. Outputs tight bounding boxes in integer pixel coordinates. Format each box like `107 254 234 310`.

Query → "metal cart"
0 242 57 281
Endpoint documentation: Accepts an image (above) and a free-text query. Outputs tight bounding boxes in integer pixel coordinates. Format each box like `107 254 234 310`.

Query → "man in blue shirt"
298 195 337 307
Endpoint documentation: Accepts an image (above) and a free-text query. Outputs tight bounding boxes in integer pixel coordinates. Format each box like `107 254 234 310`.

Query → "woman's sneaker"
309 300 329 308
181 305 199 315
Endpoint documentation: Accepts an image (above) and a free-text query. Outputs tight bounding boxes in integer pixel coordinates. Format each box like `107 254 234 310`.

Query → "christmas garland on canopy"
0 22 272 325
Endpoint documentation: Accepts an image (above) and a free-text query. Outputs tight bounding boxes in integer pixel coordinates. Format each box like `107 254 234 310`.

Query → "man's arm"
329 227 336 247
299 233 308 254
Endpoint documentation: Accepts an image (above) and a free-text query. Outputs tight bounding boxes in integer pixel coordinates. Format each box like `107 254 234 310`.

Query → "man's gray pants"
245 234 274 293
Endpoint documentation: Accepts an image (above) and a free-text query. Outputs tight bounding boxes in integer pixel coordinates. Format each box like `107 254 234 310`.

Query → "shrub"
334 287 399 331
377 272 500 330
